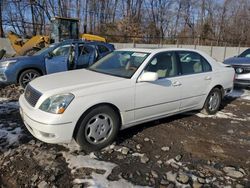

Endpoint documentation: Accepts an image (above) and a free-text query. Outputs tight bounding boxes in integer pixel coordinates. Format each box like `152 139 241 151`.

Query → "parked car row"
224 48 250 87
0 39 237 150
19 48 235 151
0 40 115 88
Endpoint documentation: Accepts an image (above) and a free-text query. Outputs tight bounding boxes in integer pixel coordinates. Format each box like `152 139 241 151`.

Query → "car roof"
60 39 111 45
116 48 205 54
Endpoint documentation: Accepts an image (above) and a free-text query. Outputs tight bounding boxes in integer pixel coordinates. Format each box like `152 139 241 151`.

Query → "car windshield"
238 49 250 58
88 51 150 78
33 44 57 56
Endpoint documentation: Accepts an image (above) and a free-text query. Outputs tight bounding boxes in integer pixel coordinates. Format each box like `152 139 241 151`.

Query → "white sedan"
19 48 235 150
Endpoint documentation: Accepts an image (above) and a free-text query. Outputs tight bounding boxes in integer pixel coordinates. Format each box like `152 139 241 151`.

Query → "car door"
176 51 213 111
76 43 96 69
45 43 75 74
135 51 182 121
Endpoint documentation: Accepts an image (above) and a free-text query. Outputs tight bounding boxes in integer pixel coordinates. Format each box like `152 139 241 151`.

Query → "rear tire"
75 105 120 151
18 69 41 88
201 88 222 115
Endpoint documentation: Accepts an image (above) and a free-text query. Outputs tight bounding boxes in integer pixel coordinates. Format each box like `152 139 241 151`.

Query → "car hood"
0 55 42 63
224 57 250 65
29 69 127 95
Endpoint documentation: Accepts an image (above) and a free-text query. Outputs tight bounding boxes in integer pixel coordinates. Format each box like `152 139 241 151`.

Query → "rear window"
98 45 110 53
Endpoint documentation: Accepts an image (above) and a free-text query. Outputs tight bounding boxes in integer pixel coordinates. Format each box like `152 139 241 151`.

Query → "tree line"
0 0 250 46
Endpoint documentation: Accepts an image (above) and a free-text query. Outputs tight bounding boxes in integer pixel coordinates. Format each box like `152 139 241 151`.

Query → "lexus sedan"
0 40 114 88
224 48 250 87
19 48 235 151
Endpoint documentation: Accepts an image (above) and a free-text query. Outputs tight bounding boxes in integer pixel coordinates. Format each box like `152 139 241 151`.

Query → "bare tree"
84 0 88 33
0 0 4 37
30 0 37 35
1 0 250 45
216 0 230 45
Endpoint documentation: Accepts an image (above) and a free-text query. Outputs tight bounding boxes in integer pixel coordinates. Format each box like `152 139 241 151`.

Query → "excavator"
6 17 106 57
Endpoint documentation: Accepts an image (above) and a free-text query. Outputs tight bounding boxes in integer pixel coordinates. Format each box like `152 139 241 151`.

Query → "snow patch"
0 123 23 151
62 141 81 152
62 141 148 188
0 100 19 114
228 89 250 100
196 111 247 121
0 97 8 102
64 152 116 175
73 173 146 188
0 100 24 151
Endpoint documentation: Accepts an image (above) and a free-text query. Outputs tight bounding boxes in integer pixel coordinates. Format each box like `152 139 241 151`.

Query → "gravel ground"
0 85 249 188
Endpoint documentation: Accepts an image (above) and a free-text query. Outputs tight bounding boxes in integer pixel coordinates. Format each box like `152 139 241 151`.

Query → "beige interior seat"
156 55 172 78
193 62 202 73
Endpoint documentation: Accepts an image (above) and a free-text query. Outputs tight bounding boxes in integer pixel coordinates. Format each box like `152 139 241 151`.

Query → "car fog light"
40 132 55 138
236 68 243 74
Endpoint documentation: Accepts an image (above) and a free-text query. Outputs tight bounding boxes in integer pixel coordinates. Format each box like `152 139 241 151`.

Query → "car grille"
235 79 250 83
24 84 42 107
232 65 250 74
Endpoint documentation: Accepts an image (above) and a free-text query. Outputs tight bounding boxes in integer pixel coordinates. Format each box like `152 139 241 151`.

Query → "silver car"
224 48 250 87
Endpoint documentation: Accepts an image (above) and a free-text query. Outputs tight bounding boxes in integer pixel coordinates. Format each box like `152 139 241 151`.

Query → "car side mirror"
45 51 53 59
138 72 158 82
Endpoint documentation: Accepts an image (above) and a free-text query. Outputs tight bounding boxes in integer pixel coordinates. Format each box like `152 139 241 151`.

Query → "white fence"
112 43 248 62
0 38 248 62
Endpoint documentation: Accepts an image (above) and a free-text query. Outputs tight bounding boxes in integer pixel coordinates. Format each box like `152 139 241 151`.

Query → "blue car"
0 40 114 88
224 48 250 87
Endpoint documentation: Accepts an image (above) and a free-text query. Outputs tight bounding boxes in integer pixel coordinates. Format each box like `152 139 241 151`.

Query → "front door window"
144 51 178 78
51 44 73 57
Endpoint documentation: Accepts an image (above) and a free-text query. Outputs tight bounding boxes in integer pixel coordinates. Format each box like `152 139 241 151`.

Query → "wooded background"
0 0 250 46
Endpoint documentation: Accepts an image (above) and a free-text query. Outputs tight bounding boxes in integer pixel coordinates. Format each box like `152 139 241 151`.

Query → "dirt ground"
0 85 249 188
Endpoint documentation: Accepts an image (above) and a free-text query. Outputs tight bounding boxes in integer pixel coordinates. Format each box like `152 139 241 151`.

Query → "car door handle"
172 81 182 87
205 76 212 80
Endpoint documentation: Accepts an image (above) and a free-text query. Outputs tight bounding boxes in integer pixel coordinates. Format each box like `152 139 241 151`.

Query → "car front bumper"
0 67 16 85
19 94 75 143
234 73 250 86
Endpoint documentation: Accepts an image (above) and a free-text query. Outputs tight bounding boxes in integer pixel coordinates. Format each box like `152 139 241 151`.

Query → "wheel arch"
17 67 43 83
73 102 122 139
204 84 224 103
211 84 224 97
201 84 224 115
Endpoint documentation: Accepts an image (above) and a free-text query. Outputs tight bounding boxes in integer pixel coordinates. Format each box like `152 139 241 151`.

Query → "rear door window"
177 51 211 75
77 44 96 68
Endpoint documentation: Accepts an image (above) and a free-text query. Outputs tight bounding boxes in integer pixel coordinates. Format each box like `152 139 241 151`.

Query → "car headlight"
0 60 17 68
236 67 244 74
39 94 74 114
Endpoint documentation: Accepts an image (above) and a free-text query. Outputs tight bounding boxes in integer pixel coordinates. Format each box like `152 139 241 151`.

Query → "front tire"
201 88 222 115
18 69 41 88
75 106 120 151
